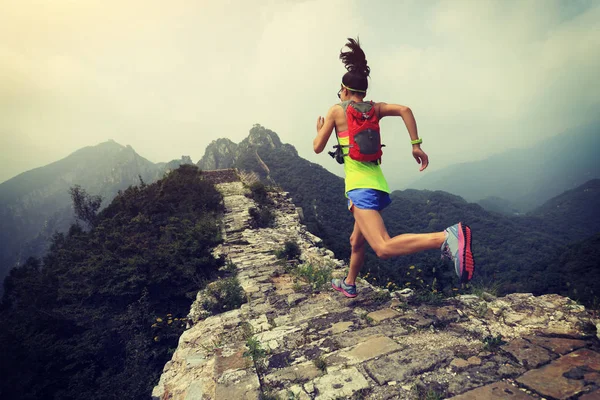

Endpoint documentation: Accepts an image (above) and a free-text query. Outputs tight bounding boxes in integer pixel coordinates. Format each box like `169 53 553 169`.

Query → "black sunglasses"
337 87 342 99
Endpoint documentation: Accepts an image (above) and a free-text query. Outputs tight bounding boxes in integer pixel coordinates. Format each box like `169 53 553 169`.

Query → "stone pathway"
152 170 600 400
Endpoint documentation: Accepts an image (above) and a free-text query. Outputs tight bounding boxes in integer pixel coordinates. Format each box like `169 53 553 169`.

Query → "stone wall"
201 169 241 184
152 171 600 400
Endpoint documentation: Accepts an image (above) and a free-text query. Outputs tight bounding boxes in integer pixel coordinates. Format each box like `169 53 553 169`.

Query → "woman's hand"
314 106 337 154
412 147 429 171
316 116 324 132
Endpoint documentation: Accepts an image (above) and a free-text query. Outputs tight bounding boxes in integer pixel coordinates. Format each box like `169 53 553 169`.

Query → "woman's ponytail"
339 37 370 93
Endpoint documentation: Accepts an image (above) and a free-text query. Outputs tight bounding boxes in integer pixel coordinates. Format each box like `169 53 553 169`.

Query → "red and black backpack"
329 100 385 164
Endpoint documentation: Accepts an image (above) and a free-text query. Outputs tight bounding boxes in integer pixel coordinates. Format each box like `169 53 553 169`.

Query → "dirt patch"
271 274 296 295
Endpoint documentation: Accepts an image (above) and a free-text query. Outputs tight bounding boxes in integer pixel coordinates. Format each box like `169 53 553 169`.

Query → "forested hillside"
0 165 224 400
0 140 192 288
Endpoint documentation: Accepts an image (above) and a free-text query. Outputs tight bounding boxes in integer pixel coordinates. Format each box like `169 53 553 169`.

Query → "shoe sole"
459 223 475 283
332 282 357 298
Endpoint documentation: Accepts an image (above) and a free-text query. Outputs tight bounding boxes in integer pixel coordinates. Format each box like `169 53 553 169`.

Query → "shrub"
202 277 246 314
247 181 273 208
246 181 276 229
249 207 275 229
275 241 301 260
295 263 332 292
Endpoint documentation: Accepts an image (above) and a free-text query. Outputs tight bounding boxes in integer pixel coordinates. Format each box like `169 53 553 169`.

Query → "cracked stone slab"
243 285 261 294
184 353 207 368
581 390 600 400
284 304 330 325
256 325 302 351
214 347 249 377
276 384 311 400
312 367 369 400
524 335 588 355
449 357 481 371
287 293 307 306
333 326 400 348
249 314 271 333
214 369 260 400
265 361 324 385
367 308 401 323
447 381 537 399
183 381 205 400
517 348 600 399
584 372 600 385
501 338 554 369
323 321 353 335
324 335 402 366
442 355 527 396
364 347 454 385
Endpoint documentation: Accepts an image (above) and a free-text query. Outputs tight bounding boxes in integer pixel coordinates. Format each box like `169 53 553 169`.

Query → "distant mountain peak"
197 124 288 171
98 139 126 149
198 138 238 171
243 124 282 149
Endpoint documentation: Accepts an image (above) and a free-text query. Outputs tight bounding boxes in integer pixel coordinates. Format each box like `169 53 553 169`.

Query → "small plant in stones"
313 355 328 372
482 334 506 352
295 263 332 292
275 240 301 261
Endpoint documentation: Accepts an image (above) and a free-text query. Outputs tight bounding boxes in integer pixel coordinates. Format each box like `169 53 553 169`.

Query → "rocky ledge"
152 169 600 400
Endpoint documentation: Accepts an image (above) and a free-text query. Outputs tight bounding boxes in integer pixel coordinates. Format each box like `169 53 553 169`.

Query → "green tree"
69 185 103 228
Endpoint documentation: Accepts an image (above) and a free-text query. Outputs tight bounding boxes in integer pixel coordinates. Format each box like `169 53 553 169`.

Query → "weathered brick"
367 308 401 323
501 338 553 369
517 348 600 399
447 381 536 399
524 335 587 355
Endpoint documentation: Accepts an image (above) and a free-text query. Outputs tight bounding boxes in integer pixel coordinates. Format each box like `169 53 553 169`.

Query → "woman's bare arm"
376 102 428 171
377 102 419 142
313 105 339 154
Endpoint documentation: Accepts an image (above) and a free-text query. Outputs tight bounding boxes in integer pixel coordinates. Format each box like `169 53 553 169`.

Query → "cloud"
1 0 598 187
367 0 600 188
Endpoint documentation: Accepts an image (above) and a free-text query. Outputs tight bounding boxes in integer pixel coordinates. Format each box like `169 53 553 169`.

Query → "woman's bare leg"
346 222 368 285
352 208 445 259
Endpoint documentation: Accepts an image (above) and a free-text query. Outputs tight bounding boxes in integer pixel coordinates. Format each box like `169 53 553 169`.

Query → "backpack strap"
328 102 351 163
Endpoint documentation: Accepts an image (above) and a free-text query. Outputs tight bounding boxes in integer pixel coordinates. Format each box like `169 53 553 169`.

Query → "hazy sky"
1 0 599 187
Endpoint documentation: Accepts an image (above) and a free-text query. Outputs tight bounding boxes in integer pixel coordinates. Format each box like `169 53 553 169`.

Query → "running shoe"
441 222 475 283
331 277 357 298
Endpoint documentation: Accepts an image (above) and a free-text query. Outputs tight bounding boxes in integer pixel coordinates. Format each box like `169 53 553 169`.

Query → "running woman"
313 37 474 298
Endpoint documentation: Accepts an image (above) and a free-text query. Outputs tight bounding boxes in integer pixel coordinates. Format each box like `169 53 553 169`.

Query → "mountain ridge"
0 140 193 286
3 126 599 304
405 122 600 212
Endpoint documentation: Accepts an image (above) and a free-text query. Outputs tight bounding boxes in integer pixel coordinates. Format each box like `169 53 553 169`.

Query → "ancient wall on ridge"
152 169 600 400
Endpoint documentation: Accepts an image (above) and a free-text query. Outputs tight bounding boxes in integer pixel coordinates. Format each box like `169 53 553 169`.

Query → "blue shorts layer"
347 189 392 211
